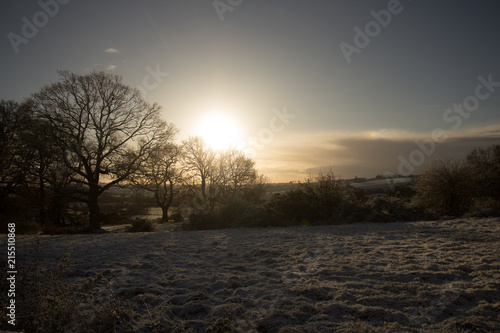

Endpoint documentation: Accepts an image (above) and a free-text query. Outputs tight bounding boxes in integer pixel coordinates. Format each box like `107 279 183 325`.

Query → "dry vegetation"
2 217 499 332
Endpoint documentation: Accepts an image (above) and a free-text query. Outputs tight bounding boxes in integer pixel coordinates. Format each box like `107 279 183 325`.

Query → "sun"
197 112 242 151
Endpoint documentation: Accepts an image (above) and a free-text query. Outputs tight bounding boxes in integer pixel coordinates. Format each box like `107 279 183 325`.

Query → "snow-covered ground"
12 217 500 332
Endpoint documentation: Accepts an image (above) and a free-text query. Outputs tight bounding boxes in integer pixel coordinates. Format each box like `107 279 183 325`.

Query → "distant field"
11 217 500 332
350 177 413 190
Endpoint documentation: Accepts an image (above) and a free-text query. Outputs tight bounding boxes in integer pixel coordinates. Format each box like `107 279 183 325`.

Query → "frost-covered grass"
5 217 500 332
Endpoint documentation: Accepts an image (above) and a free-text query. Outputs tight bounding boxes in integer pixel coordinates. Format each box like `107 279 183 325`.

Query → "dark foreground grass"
1 217 499 332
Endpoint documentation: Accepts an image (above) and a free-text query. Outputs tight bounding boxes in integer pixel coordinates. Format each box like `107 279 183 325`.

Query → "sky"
1 0 500 182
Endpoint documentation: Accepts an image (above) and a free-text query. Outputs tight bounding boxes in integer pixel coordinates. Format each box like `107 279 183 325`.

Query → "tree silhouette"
127 124 180 222
0 100 31 214
182 136 217 210
17 114 73 226
218 148 257 201
31 71 165 232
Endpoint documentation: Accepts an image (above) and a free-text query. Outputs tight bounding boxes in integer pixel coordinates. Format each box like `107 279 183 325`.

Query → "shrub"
171 208 184 222
366 196 435 222
99 211 131 226
269 171 356 224
185 198 287 230
218 198 247 227
186 171 365 230
8 220 42 234
465 198 500 217
466 144 500 204
187 209 222 230
414 158 473 216
127 219 155 232
42 225 85 235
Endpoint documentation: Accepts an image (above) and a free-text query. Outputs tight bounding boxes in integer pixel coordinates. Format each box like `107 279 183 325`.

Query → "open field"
8 217 500 332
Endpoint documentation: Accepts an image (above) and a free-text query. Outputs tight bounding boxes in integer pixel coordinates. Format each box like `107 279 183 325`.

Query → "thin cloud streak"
91 64 118 71
105 48 120 54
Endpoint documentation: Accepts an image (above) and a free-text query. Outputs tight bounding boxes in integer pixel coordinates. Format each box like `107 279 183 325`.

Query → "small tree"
414 158 473 216
32 71 165 232
218 148 257 201
182 136 217 210
128 125 181 222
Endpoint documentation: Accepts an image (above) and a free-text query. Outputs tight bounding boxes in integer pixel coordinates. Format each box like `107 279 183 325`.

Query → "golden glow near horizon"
196 111 243 151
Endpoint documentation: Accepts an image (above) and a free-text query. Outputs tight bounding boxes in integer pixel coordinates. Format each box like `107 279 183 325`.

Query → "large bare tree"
31 71 165 232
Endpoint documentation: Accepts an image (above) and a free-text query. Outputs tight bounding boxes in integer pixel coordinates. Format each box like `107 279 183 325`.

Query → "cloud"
257 124 500 182
105 48 119 54
92 64 118 71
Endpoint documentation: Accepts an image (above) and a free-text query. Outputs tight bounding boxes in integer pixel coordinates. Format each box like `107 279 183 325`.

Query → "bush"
187 209 222 230
170 208 184 222
323 196 436 225
220 198 285 228
466 144 500 204
127 219 155 232
268 171 355 224
185 198 286 230
187 199 251 230
2 219 41 234
465 198 500 217
414 158 473 216
99 212 131 226
365 196 436 222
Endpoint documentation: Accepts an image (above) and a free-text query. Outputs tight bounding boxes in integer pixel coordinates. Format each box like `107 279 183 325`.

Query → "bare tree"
17 115 71 226
181 136 217 210
31 71 165 232
218 148 257 200
0 100 32 214
127 124 181 222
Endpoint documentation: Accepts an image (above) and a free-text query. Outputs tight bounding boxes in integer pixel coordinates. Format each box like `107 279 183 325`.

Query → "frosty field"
12 218 500 332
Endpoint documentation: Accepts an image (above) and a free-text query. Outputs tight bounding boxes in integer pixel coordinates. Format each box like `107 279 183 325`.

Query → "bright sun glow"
197 112 242 151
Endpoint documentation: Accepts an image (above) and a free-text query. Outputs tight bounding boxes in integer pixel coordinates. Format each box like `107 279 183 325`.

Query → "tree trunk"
38 183 47 225
201 177 208 209
87 185 101 232
161 205 169 222
38 159 47 225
